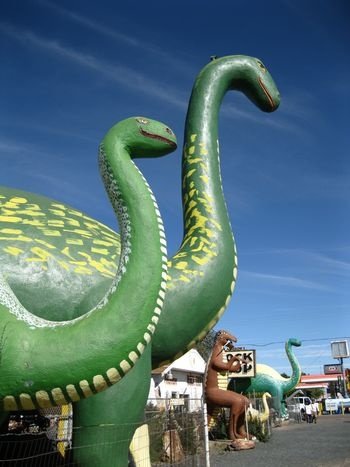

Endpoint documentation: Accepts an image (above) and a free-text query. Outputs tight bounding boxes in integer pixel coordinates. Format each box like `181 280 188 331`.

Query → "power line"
244 336 350 347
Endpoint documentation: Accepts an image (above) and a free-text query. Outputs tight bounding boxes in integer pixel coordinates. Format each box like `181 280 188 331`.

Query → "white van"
296 396 312 417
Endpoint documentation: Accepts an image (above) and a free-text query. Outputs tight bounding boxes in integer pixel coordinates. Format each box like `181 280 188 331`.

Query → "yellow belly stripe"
3 396 18 411
66 385 81 402
79 380 94 398
51 388 68 405
93 375 108 392
36 390 52 408
20 393 36 410
106 368 121 384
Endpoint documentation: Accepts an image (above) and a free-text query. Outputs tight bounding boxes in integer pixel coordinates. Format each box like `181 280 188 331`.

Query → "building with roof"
295 373 345 397
148 349 206 412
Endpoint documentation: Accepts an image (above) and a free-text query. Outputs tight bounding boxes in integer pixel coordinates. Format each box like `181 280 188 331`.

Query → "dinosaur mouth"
140 128 177 148
258 77 275 110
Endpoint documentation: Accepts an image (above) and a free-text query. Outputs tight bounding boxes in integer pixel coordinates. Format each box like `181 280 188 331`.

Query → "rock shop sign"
223 350 256 378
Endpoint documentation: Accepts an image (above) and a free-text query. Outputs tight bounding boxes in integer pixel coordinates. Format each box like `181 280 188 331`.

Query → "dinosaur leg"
206 389 246 441
72 346 152 467
231 396 249 439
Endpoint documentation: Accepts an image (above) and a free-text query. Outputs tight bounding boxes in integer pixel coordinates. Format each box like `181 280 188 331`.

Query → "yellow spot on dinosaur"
200 174 209 184
41 229 61 237
174 261 188 270
93 239 115 247
3 202 19 209
190 134 197 142
3 246 23 256
66 218 81 227
66 238 84 245
179 275 191 283
192 255 210 266
34 238 56 250
0 228 22 234
64 228 92 238
188 146 195 155
51 203 67 210
49 209 66 217
26 247 55 264
187 157 202 165
199 143 208 155
91 247 109 255
74 266 93 275
67 209 83 218
22 219 45 227
18 209 45 217
58 261 70 271
0 215 22 223
0 235 32 242
26 203 41 211
78 252 115 277
48 219 65 228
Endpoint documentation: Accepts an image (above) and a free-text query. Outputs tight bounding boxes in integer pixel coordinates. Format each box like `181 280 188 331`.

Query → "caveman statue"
205 330 255 450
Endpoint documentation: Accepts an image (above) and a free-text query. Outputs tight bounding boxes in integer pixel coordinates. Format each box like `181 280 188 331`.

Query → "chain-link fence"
0 398 209 466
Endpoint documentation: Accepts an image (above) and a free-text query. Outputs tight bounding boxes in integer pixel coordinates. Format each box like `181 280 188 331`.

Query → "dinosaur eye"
136 117 149 125
257 61 266 72
165 127 173 135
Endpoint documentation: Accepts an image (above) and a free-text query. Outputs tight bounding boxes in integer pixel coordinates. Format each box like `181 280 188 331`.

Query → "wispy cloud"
242 248 350 278
0 22 187 110
36 0 195 76
222 102 301 133
241 270 332 291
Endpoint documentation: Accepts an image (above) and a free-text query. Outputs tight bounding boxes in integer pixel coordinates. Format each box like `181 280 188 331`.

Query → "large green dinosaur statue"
0 116 177 408
230 338 302 418
0 56 280 465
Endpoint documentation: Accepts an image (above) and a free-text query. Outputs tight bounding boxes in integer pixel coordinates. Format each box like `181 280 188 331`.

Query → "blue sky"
1 0 349 375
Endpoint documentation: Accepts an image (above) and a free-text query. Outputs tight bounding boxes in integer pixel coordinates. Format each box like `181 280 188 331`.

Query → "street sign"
324 364 343 374
331 341 349 359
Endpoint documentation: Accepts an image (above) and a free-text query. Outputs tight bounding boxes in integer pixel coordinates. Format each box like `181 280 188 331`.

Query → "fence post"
202 398 211 467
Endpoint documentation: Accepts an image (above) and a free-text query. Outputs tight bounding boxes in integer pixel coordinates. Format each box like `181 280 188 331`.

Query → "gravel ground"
210 414 350 467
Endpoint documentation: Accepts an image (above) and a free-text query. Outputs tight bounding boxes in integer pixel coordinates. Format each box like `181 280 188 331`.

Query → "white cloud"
241 270 332 291
0 23 187 110
37 0 195 76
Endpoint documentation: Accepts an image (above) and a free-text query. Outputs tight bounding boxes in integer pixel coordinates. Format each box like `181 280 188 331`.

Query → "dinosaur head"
215 329 237 350
288 338 302 347
123 116 177 158
230 56 281 112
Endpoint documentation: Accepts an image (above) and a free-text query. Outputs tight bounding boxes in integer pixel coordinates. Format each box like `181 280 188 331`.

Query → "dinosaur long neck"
0 130 166 411
153 58 250 365
283 341 301 392
262 395 269 416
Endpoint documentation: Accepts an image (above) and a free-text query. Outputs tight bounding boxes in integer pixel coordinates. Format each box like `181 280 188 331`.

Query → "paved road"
210 414 350 467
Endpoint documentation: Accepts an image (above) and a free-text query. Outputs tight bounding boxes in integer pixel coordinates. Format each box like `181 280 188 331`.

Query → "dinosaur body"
0 56 280 465
246 392 271 423
0 117 177 409
231 338 302 418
